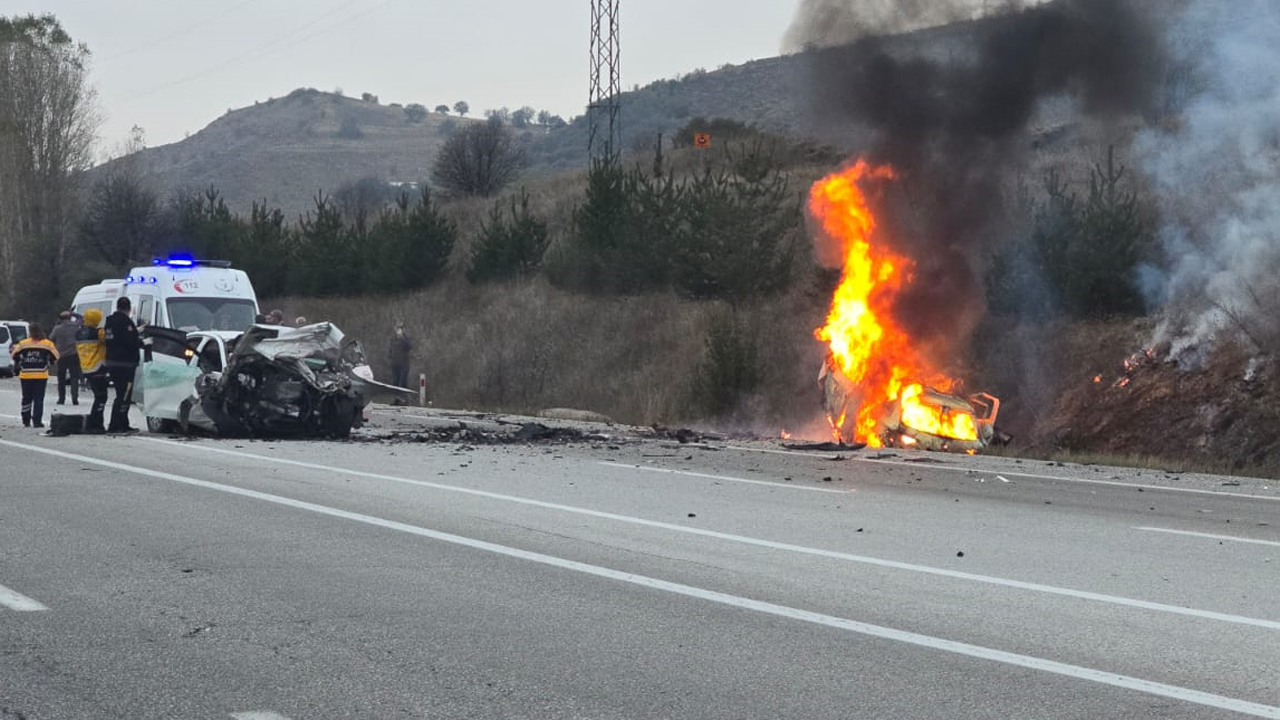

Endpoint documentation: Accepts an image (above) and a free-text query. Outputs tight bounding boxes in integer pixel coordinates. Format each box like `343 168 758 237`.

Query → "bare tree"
79 162 164 269
0 13 98 316
511 106 536 128
430 116 526 198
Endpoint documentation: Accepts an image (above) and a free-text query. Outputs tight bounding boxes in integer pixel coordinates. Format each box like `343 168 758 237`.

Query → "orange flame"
899 384 978 441
811 160 961 446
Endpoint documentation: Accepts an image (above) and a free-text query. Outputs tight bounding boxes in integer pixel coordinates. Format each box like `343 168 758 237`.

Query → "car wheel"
146 416 180 434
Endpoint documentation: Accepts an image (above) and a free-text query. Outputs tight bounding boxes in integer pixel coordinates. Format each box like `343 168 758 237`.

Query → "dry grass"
277 276 833 429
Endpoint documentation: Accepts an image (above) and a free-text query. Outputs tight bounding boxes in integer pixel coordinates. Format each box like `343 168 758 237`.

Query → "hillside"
107 15 1016 220
119 88 465 219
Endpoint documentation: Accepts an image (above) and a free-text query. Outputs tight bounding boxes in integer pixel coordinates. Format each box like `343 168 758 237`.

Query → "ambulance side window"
136 295 155 326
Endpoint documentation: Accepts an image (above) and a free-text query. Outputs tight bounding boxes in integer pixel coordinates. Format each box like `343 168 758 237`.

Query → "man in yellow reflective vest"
9 322 59 428
76 308 110 434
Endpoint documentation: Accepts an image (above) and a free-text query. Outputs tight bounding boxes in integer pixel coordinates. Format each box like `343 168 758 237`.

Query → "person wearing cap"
49 310 82 405
387 321 412 389
9 323 59 428
103 296 144 433
76 308 109 433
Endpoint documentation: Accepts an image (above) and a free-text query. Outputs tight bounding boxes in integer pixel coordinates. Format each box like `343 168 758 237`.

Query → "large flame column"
811 160 943 445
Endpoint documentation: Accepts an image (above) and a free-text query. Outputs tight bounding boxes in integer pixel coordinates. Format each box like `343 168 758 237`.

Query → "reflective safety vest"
10 338 58 380
76 325 107 375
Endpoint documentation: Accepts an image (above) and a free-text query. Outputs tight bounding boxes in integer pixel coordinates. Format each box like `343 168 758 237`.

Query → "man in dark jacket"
103 296 143 433
49 310 81 405
387 322 412 389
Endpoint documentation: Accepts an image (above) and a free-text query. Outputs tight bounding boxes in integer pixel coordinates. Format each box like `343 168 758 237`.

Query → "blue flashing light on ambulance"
72 255 260 333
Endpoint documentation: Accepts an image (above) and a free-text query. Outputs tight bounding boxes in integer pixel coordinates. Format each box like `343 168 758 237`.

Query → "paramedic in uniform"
9 323 59 428
103 296 144 433
76 308 110 433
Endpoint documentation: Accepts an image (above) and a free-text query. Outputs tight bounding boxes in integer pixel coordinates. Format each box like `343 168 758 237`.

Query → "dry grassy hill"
118 88 468 219
102 14 1020 220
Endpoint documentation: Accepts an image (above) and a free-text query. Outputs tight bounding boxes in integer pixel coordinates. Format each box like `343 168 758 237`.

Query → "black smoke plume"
794 0 1167 361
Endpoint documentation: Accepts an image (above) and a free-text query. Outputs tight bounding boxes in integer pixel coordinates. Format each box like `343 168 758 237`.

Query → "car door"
138 327 205 425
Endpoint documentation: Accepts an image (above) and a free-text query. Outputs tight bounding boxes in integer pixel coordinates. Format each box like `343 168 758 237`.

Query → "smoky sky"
795 0 1167 359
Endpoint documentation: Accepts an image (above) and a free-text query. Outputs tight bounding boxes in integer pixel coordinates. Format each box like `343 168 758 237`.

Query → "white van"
72 255 260 333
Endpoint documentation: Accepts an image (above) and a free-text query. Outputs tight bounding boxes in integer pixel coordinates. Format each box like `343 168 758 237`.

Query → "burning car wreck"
820 355 1004 452
806 161 1008 453
139 322 414 439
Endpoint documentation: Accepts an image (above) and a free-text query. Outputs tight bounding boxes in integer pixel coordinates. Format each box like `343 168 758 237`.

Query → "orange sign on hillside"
694 133 711 148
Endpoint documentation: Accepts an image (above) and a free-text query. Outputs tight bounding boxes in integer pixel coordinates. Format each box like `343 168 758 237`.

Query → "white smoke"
1138 1 1280 366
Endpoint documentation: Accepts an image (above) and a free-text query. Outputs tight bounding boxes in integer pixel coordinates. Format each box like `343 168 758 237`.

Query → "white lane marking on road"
0 582 48 611
231 713 292 720
729 444 1280 502
107 438 1280 631
600 461 849 494
3 440 1279 718
1137 526 1280 548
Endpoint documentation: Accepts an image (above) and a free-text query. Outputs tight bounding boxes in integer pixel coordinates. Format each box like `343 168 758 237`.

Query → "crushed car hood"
142 322 414 438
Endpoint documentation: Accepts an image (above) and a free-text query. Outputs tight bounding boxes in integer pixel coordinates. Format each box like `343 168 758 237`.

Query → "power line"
121 0 399 101
101 0 261 62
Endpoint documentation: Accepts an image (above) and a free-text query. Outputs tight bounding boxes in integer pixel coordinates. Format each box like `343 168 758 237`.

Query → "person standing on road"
387 322 412 389
103 296 143 433
49 310 81 406
9 323 59 428
76 308 110 434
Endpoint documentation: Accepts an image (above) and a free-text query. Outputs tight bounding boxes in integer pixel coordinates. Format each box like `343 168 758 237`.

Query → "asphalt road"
1 378 1278 719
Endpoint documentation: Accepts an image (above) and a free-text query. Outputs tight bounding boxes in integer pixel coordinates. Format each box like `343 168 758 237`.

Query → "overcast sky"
15 0 804 156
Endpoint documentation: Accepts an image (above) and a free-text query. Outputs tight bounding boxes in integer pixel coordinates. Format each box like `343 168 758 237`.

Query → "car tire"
146 416 180 434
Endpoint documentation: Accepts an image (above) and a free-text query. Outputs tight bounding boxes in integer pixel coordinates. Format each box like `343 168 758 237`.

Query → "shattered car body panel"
819 358 1003 452
140 322 413 438
876 386 1001 452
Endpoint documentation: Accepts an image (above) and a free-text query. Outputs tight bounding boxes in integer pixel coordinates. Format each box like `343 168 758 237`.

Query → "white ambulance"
72 255 260 332
71 256 262 432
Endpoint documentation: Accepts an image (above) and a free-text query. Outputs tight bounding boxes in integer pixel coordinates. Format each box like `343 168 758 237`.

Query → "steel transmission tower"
588 0 621 162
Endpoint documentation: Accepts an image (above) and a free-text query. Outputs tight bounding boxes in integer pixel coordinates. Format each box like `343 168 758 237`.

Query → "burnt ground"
999 319 1280 477
352 411 735 449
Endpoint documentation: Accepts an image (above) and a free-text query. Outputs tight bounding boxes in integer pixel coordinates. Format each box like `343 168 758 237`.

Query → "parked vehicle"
0 320 31 377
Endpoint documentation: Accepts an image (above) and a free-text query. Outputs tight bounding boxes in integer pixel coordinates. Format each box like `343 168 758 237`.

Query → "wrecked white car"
139 322 413 438
819 356 1006 452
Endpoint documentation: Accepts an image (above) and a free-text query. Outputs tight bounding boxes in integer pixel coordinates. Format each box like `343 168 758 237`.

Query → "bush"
367 188 456 292
336 116 363 139
671 141 800 302
549 155 679 294
987 146 1155 321
292 193 364 296
692 308 761 416
466 189 551 284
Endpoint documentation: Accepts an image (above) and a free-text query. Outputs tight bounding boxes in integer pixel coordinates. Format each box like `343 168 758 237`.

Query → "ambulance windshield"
168 298 258 332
